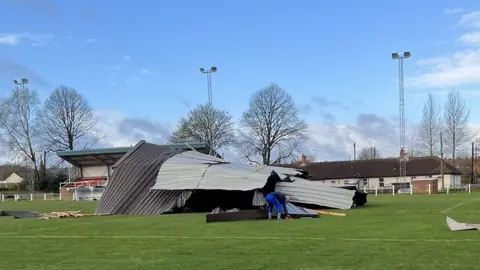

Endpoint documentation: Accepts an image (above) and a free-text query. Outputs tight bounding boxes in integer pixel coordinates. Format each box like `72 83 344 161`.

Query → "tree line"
355 89 475 161
168 83 308 165
418 89 474 160
0 85 101 190
0 82 309 191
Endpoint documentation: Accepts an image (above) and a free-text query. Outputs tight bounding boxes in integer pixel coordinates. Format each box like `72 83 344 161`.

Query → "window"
427 175 432 178
344 180 349 185
379 178 384 187
331 181 336 184
411 176 416 179
363 179 368 186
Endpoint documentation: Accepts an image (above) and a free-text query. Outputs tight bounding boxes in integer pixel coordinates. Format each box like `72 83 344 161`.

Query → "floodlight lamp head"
199 68 205 73
211 66 217 72
403 52 411 58
13 80 18 85
21 78 28 84
392 53 399 59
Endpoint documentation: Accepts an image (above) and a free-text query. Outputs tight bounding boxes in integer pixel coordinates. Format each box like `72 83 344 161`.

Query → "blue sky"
1 0 480 160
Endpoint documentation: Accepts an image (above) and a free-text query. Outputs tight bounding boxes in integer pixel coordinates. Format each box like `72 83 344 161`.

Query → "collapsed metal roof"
95 141 360 215
152 151 274 191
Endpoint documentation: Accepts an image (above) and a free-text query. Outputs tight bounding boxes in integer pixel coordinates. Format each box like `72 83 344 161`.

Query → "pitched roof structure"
276 156 461 180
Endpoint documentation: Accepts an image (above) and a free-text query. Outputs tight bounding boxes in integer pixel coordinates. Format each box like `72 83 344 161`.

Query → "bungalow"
276 156 462 191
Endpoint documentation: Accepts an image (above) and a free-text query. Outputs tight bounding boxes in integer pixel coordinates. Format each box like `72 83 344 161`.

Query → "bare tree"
168 103 235 153
418 93 442 156
0 87 41 189
38 85 102 151
358 147 380 160
443 89 473 160
236 83 308 165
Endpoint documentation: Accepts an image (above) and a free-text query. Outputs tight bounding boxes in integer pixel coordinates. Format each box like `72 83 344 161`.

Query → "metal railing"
360 184 478 195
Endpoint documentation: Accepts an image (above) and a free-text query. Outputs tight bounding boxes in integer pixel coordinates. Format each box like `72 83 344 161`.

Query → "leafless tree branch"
357 146 381 160
418 93 441 156
443 89 475 160
168 103 236 154
0 87 41 190
37 85 103 151
236 83 308 165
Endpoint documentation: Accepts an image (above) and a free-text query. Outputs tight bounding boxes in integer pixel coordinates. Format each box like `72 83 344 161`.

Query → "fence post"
44 193 47 200
375 186 378 196
14 194 17 201
1 194 4 201
392 186 395 196
30 193 33 201
410 185 413 195
428 184 431 195
447 186 450 195
468 184 471 194
363 186 366 193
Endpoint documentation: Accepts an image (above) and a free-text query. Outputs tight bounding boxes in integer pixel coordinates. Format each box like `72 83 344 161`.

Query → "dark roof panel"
95 142 188 215
275 156 461 180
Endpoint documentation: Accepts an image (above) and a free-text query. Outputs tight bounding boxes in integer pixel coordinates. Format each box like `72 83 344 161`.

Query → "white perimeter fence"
363 184 480 196
0 193 61 201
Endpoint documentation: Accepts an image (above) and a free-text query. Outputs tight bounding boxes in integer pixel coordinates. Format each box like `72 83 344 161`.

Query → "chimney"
300 154 307 165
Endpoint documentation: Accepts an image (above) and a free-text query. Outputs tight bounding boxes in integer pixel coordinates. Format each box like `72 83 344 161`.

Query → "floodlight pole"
392 52 410 183
13 78 28 90
199 67 217 106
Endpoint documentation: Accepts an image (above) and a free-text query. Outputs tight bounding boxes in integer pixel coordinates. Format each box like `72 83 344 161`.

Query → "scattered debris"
446 216 480 231
210 207 224 214
206 202 319 223
38 210 91 219
310 210 347 217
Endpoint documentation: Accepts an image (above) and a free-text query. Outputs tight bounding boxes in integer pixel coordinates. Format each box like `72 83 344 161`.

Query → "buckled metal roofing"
95 141 362 216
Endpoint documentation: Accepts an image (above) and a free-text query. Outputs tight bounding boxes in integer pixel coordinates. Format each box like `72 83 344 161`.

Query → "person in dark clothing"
265 191 290 220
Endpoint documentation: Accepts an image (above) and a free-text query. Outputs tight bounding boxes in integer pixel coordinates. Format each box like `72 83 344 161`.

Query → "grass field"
1 194 480 270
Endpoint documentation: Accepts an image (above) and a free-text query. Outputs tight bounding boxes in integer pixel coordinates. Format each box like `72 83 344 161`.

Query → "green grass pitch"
1 193 480 270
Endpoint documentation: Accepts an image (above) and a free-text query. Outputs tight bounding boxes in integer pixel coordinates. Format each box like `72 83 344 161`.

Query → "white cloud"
123 55 131 61
0 32 54 46
95 110 172 147
140 68 151 75
124 75 142 84
444 8 464 14
459 11 480 29
408 11 480 89
460 31 480 45
85 38 96 43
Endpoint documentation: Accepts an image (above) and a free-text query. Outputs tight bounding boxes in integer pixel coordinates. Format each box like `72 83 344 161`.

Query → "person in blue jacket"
265 191 290 220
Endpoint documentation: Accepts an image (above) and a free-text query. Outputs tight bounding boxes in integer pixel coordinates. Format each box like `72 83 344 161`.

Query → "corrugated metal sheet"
270 202 319 217
253 165 305 176
275 178 355 210
95 142 188 215
151 153 269 191
252 190 267 206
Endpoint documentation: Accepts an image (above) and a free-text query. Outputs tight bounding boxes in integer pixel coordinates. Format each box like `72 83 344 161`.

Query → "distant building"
276 156 462 191
0 172 24 185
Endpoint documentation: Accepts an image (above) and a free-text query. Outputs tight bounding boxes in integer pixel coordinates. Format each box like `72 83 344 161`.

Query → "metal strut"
207 72 212 106
399 58 406 183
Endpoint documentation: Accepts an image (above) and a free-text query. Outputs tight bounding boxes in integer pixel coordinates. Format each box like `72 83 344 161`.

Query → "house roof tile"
276 156 461 180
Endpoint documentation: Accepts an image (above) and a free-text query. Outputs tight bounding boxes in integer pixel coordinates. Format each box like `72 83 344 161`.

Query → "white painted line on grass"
0 216 145 236
441 198 480 213
0 235 478 243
